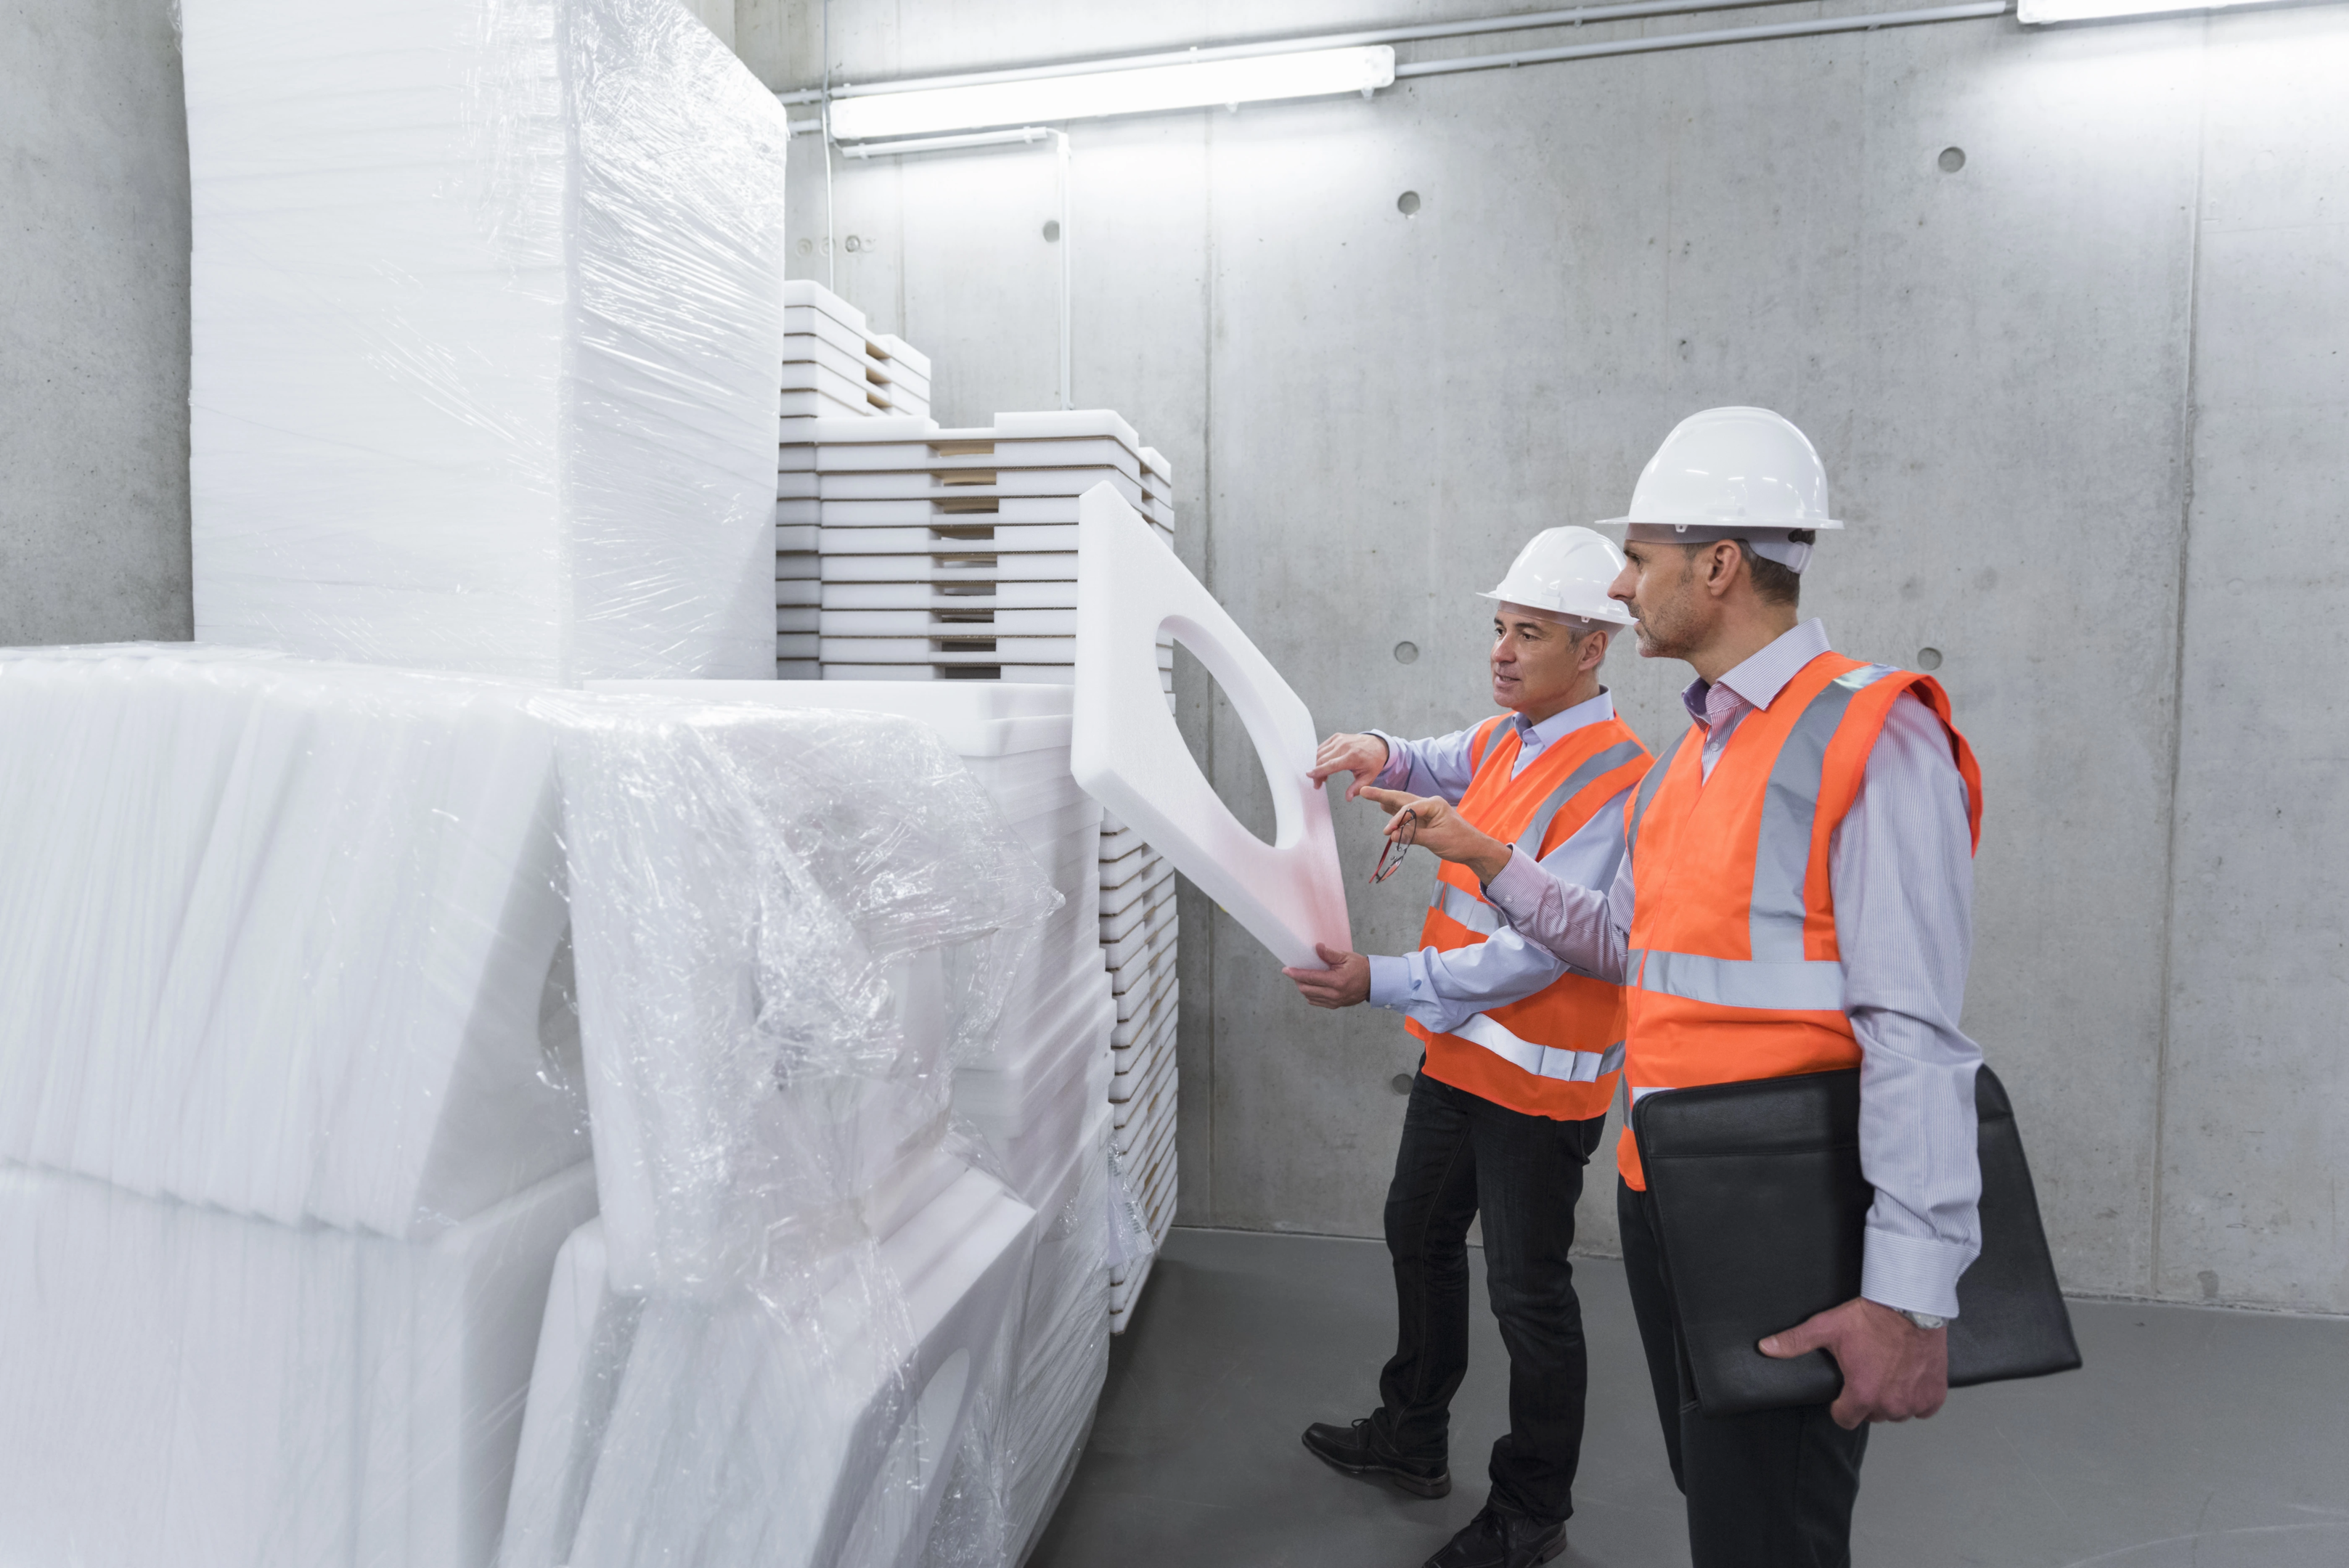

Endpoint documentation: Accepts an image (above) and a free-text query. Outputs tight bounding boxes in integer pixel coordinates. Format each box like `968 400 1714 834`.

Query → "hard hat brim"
1474 591 1635 628
1593 516 1845 530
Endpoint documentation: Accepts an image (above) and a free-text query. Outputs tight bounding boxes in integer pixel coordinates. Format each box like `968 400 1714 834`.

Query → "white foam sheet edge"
1071 484 1348 968
502 1166 1037 1568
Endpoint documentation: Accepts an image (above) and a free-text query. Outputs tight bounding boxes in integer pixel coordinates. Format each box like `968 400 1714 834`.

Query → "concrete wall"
0 0 193 645
745 0 2349 1313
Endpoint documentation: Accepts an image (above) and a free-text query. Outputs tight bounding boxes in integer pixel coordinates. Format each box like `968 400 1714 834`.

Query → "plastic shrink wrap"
0 645 595 1568
502 696 1063 1568
183 0 790 682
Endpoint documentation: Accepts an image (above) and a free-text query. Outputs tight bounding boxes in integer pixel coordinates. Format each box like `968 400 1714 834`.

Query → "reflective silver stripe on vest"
1514 739 1650 859
1428 880 1503 936
1749 662 1900 961
1627 726 1691 860
1452 1011 1626 1084
1630 947 1847 1012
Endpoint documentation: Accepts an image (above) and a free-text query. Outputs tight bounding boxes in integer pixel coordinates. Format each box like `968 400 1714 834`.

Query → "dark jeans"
1372 1067 1606 1524
1617 1177 1869 1567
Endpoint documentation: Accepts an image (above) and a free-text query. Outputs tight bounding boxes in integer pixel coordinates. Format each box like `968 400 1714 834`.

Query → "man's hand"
1283 944 1371 1009
1759 1297 1950 1429
1356 787 1513 886
1309 732 1391 800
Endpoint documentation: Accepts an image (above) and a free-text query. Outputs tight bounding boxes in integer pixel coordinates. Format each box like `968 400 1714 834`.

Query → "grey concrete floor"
1028 1228 2349 1568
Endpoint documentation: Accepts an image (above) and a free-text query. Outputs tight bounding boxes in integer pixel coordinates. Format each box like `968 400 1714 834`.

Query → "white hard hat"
1478 526 1635 628
1599 407 1842 571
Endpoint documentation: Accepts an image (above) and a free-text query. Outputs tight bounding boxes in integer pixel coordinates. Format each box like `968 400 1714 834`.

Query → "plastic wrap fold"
183 0 791 682
502 693 1064 1568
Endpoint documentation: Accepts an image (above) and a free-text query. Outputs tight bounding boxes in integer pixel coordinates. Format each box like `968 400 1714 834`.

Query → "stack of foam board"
813 412 1176 699
0 647 597 1568
504 694 1065 1568
184 0 791 684
777 284 934 678
1101 809 1180 1331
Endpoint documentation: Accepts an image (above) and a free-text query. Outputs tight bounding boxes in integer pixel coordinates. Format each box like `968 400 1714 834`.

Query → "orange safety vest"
1616 651 1984 1188
1406 712 1654 1122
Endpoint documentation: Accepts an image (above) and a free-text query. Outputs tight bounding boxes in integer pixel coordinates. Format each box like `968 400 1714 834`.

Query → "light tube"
2019 0 2242 19
827 45 1396 141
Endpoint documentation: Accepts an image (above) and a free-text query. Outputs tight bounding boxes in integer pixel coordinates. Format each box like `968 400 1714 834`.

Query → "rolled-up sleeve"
1834 693 1984 1319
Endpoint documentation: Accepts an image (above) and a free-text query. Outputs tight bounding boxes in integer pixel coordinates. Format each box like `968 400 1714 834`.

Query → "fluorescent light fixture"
827 45 1396 141
2019 0 2244 19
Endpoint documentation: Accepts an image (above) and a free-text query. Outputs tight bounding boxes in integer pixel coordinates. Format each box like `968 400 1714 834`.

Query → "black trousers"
1372 1067 1606 1524
1617 1177 1869 1567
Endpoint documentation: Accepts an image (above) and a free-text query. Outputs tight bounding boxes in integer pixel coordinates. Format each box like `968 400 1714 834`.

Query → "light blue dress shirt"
1357 690 1636 1040
1480 620 1984 1318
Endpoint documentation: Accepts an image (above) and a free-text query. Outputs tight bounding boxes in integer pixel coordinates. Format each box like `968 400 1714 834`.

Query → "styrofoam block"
1111 981 1177 1053
783 279 870 334
781 332 872 385
821 494 1173 527
782 359 883 406
1101 856 1177 915
184 0 788 682
820 524 1083 556
779 470 822 499
783 388 880 421
1100 902 1177 971
777 578 821 608
822 609 1079 637
0 1159 595 1568
554 698 1057 1294
1100 881 1174 944
1001 1101 1111 1545
1098 817 1145 862
955 981 1114 1133
869 332 932 380
783 304 871 359
1074 484 1348 968
817 439 1139 478
504 1167 1035 1568
822 552 1079 584
777 658 821 679
823 581 1079 611
777 496 821 523
0 648 586 1236
820 470 1143 503
777 608 820 634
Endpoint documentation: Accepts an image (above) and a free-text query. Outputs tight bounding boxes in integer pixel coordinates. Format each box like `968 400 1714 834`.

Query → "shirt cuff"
1364 730 1411 790
1366 954 1415 1012
1861 1227 1979 1320
1481 846 1545 924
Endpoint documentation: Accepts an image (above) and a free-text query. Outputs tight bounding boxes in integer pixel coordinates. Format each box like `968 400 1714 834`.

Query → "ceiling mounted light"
827 45 1397 142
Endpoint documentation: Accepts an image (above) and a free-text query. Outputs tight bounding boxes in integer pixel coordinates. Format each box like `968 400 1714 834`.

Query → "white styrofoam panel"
1098 818 1147 863
867 332 931 382
184 0 787 683
0 1160 596 1568
780 358 880 407
819 468 1141 503
775 608 818 633
820 609 1077 636
777 470 820 499
1112 978 1176 1042
781 303 868 358
820 524 1081 555
781 279 867 335
1074 485 1347 968
821 581 1080 611
1100 855 1176 913
775 578 820 608
777 659 820 679
778 331 870 385
777 633 818 658
504 1167 1034 1568
1099 878 1175 944
818 495 1172 527
820 552 1077 584
780 388 875 422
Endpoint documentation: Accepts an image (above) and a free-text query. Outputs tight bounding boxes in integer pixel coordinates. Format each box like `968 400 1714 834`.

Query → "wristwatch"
1896 1309 1948 1331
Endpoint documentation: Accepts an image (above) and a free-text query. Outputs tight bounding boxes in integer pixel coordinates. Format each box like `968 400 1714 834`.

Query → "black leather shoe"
1299 1417 1451 1498
1421 1505 1566 1568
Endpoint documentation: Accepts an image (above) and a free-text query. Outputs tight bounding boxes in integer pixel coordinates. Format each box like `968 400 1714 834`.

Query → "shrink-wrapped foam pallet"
504 694 1063 1567
184 0 791 682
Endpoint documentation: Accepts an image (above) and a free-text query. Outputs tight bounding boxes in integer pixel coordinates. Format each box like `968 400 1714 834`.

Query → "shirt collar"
1680 618 1833 724
1513 687 1615 748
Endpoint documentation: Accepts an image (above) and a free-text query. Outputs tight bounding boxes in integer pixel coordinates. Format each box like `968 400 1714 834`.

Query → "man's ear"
1702 539 1744 599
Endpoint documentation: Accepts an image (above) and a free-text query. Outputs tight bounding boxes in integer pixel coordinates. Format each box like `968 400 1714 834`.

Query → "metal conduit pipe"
772 0 1962 104
1394 0 2012 73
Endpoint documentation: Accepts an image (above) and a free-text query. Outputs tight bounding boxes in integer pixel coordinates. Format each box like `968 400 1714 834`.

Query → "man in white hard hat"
1282 526 1654 1568
1356 408 1986 1568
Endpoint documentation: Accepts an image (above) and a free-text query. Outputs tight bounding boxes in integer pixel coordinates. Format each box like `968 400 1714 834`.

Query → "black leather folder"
1629 1065 2082 1416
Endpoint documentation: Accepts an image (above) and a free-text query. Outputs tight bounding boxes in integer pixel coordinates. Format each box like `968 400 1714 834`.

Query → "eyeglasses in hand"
1368 806 1420 885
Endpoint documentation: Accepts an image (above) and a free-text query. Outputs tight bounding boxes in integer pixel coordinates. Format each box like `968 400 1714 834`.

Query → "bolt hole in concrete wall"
1396 189 1421 216
1042 219 1061 242
1389 1073 1413 1096
1938 145 1966 173
1917 647 1944 671
1392 640 1419 664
